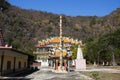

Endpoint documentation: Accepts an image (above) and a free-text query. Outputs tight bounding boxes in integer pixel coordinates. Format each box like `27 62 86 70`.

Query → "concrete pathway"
25 67 92 80
1 67 119 80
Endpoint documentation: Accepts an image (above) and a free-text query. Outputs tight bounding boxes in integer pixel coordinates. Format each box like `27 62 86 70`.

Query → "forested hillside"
0 1 120 55
84 28 120 65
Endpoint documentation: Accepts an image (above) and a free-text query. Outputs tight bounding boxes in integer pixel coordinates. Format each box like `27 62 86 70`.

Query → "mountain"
0 3 120 54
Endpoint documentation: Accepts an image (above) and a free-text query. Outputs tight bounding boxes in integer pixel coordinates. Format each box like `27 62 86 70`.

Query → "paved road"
1 67 120 80
25 67 92 80
0 67 92 80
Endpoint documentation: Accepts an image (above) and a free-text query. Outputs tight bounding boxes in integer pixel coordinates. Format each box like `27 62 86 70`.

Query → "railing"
33 51 49 54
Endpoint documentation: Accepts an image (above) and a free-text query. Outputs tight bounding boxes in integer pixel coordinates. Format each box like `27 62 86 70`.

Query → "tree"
84 28 120 65
11 40 20 49
71 44 78 59
0 0 11 11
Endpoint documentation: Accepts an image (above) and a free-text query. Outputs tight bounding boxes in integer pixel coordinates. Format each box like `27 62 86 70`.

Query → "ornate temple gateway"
33 16 81 72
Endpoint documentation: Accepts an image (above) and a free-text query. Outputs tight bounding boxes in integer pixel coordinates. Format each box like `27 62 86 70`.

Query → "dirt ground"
99 66 120 70
81 66 120 80
81 72 120 80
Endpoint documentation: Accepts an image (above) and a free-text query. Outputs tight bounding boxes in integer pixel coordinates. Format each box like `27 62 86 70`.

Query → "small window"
38 57 40 60
24 62 26 67
37 48 39 52
7 61 11 70
18 61 21 69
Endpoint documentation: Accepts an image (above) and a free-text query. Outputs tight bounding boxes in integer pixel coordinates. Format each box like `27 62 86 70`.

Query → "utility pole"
59 16 63 69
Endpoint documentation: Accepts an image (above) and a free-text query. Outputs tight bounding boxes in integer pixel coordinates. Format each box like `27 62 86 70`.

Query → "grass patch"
81 72 120 80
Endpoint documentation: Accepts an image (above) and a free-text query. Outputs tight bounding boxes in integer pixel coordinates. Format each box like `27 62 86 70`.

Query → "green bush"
91 71 100 80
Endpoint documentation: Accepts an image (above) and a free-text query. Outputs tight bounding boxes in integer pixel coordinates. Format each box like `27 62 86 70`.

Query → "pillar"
64 60 66 71
53 60 56 69
67 60 69 72
1 53 4 76
50 59 53 68
13 57 16 72
56 60 58 70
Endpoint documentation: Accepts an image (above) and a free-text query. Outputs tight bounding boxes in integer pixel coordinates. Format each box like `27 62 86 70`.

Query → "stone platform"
75 59 86 71
52 66 67 73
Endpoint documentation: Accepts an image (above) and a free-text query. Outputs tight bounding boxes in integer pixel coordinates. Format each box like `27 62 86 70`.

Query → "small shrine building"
33 16 81 72
34 37 81 70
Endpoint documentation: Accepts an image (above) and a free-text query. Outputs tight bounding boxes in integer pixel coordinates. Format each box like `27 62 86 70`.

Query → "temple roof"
36 37 81 47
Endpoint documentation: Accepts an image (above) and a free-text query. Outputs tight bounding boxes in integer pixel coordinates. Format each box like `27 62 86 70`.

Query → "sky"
8 0 120 17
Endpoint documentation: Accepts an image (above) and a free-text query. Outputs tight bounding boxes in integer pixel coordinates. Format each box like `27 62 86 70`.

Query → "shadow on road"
16 68 39 77
0 77 32 80
0 68 39 80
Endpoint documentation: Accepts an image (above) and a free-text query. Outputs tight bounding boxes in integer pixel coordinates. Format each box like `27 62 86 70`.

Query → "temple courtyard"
0 66 120 80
